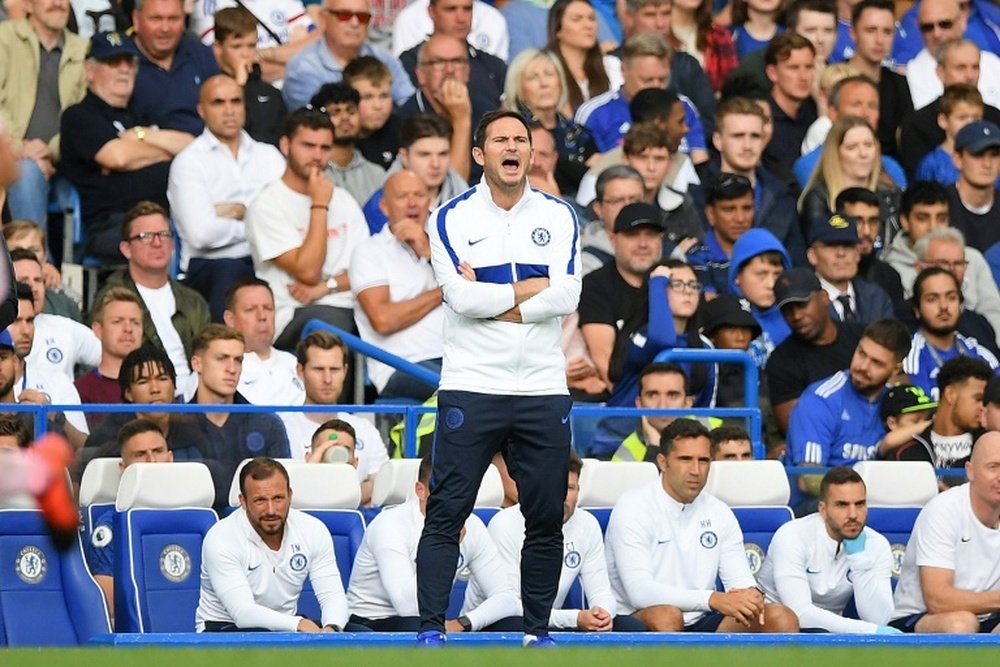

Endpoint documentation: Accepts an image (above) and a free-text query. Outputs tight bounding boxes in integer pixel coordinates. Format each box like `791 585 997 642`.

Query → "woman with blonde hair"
504 48 598 195
798 115 901 243
547 0 623 113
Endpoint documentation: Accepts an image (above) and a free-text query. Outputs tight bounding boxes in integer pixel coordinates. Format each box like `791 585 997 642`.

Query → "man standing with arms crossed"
420 109 582 647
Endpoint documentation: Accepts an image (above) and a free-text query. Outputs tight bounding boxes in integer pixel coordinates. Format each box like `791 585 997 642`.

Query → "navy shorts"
684 611 726 633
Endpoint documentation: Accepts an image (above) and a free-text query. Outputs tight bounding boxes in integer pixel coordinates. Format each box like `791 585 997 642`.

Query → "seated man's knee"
762 604 799 632
635 605 684 632
922 611 981 634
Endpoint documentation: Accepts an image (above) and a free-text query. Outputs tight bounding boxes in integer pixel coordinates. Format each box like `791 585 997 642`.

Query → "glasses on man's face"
601 195 644 207
929 259 969 271
128 230 173 244
324 9 372 24
918 17 955 32
668 279 702 293
419 57 469 71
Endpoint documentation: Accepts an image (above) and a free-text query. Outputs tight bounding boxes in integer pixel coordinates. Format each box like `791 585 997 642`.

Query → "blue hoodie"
728 228 792 368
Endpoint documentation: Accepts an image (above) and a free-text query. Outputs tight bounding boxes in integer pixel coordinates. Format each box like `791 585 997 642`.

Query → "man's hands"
20 139 54 179
392 219 431 259
308 165 333 208
438 79 472 122
444 619 466 633
289 281 331 304
214 202 247 220
709 588 765 628
457 261 549 322
297 617 322 632
577 606 613 632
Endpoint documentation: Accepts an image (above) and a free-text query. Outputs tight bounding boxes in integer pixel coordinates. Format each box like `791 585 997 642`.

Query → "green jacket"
93 270 210 361
0 19 87 159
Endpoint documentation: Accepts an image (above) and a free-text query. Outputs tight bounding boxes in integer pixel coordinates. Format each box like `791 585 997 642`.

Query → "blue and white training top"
427 181 582 395
903 331 999 401
788 370 885 467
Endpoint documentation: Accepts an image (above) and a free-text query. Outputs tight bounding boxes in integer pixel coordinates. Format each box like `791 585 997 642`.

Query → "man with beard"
168 75 285 321
767 267 864 434
893 356 992 478
245 108 368 350
788 319 911 507
195 457 352 632
903 267 998 400
310 82 385 208
758 467 898 634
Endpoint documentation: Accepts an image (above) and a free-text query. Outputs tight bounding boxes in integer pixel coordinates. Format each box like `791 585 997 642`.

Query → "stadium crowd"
2 0 1000 641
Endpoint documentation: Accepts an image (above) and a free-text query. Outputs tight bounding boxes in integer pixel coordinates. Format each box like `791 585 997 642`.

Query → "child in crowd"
700 293 761 407
344 56 402 171
916 84 988 186
729 0 785 60
728 228 792 369
876 384 937 460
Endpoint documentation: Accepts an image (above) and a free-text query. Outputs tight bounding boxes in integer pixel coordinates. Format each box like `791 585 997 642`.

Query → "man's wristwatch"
457 615 472 632
326 276 338 293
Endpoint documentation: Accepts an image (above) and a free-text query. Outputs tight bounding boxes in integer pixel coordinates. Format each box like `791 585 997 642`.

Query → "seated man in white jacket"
757 466 900 634
195 457 356 632
473 451 646 632
606 418 800 632
346 456 519 631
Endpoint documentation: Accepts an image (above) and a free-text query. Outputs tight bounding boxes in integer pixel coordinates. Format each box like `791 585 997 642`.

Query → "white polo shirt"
346 498 518 627
474 504 617 629
278 409 389 480
14 368 89 435
390 0 509 60
237 348 305 407
349 226 444 392
757 513 894 633
27 313 101 380
246 180 369 335
605 479 756 624
893 483 1000 620
195 507 348 631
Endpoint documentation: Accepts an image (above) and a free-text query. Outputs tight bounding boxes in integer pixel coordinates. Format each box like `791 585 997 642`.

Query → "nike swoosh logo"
248 564 261 571
257 96 270 103
560 413 570 424
806 567 821 574
468 237 488 246
961 537 972 543
657 538 671 544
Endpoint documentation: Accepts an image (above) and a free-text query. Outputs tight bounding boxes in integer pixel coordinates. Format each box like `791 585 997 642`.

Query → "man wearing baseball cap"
59 31 194 264
766 267 863 435
687 173 755 296
947 120 1000 254
806 213 893 326
579 202 666 397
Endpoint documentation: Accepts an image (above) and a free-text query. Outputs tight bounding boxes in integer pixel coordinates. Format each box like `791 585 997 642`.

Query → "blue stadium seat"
113 462 217 632
578 459 659 534
0 509 110 646
78 457 122 542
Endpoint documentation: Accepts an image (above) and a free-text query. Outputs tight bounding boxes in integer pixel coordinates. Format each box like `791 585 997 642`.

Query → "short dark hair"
0 414 31 448
282 107 333 138
937 356 994 394
622 121 671 155
119 345 177 396
223 275 274 313
212 6 257 41
629 88 681 124
418 454 433 485
295 330 348 366
639 361 690 395
343 56 392 86
309 82 361 109
310 418 357 449
764 32 816 67
785 0 836 30
659 418 711 458
861 319 912 362
850 0 894 26
474 109 532 150
117 418 165 455
900 180 949 217
835 186 880 210
121 201 168 241
720 73 771 102
819 465 865 500
9 248 39 266
400 113 453 149
568 449 583 477
709 424 750 456
913 266 962 307
239 457 290 497
191 323 244 357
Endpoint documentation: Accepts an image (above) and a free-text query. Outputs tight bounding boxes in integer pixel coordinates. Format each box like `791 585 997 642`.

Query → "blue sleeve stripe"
537 191 580 275
435 187 477 273
474 264 514 284
515 263 549 279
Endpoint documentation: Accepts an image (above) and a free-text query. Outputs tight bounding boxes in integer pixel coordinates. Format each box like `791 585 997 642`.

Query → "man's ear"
472 146 485 168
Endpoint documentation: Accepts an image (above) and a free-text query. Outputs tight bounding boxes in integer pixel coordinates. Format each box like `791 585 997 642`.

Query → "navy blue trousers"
416 390 572 636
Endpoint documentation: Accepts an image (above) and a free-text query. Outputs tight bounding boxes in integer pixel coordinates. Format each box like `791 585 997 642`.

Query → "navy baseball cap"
614 203 664 234
809 213 859 246
955 120 1000 155
0 330 13 351
89 32 139 61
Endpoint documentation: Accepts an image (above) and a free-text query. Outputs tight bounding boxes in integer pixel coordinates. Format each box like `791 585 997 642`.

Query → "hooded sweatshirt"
728 228 792 368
